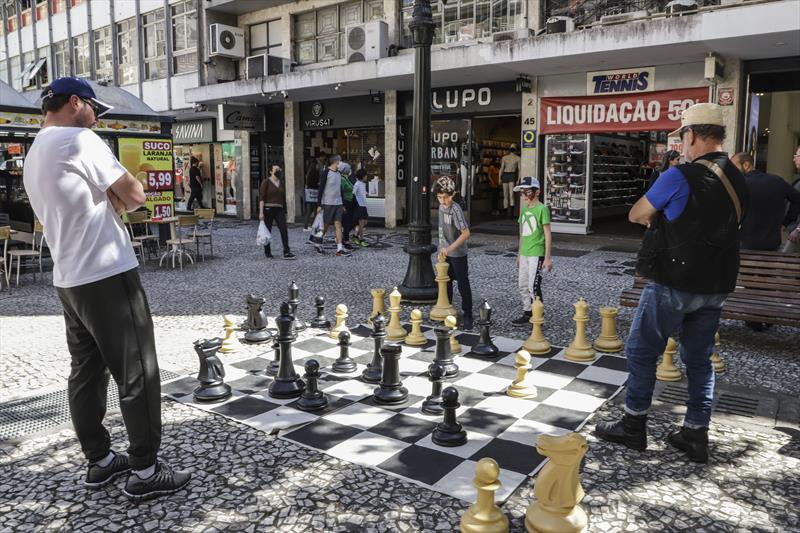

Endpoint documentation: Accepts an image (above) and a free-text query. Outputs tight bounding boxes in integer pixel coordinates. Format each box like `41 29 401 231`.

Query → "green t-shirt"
518 203 551 257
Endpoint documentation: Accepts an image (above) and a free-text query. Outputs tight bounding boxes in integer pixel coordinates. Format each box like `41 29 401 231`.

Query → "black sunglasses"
78 96 100 115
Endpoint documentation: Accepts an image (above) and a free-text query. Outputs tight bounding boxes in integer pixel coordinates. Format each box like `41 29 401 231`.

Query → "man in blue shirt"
595 103 748 463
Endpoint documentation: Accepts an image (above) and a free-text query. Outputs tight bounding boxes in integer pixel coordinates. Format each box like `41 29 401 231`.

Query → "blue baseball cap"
41 77 113 117
514 176 540 191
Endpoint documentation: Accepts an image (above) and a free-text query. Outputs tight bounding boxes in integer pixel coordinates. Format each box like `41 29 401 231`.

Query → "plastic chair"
127 210 160 261
193 208 215 260
166 215 198 270
8 220 45 287
124 216 147 265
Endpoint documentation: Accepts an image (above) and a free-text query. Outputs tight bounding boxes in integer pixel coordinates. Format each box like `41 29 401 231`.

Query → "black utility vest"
636 152 748 294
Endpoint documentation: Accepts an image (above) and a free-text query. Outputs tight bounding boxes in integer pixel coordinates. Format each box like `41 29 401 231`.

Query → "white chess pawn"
507 350 537 399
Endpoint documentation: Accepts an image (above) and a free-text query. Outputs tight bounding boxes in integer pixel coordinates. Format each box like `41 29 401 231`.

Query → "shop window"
142 8 167 80
293 0 384 65
93 27 113 81
401 0 523 46
72 33 90 78
171 0 197 74
53 40 69 78
116 18 138 85
249 19 281 57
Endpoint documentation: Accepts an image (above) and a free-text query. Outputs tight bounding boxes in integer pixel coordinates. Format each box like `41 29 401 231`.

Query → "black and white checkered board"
161 323 627 503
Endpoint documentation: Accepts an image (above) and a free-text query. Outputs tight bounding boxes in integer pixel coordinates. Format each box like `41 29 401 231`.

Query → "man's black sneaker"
123 461 191 502
667 426 709 463
283 252 296 260
314 246 325 255
84 452 131 488
594 413 648 451
336 249 352 257
343 243 357 251
461 316 474 331
511 312 532 327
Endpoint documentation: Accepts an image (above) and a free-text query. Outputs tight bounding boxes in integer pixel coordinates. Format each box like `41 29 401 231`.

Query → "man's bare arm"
629 195 658 227
109 171 146 212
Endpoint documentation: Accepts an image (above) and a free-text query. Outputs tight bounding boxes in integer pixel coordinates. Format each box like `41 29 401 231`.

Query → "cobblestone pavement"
0 220 798 532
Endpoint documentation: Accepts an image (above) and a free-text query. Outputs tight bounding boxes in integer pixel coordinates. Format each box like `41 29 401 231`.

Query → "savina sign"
539 87 708 134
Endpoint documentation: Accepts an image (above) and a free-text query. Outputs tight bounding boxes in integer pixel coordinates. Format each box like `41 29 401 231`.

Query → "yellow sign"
118 137 175 219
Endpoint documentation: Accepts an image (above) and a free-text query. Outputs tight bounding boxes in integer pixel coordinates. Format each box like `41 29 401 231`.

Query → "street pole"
399 0 437 303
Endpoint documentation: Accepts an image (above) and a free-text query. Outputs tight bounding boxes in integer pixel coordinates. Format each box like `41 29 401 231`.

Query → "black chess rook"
362 313 386 383
332 330 357 373
421 362 445 415
471 300 499 357
268 302 305 399
434 325 459 378
310 296 331 329
193 337 232 402
432 386 467 447
373 343 408 405
297 359 328 411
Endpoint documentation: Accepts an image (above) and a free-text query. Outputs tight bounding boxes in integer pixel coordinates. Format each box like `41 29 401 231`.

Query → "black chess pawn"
433 324 459 378
297 359 328 412
361 313 386 383
373 344 408 405
266 339 280 377
268 302 305 399
244 293 272 344
288 281 307 332
421 362 446 415
432 386 467 447
310 296 331 329
332 330 357 373
193 337 232 402
471 300 499 357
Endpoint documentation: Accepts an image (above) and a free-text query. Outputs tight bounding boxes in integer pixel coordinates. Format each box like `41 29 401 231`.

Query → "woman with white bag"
259 164 295 259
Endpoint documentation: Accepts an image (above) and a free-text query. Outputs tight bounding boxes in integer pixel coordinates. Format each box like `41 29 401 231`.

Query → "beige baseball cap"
669 102 724 137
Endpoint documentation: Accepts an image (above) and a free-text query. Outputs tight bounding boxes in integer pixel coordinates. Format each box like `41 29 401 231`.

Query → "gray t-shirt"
439 202 469 257
321 169 343 206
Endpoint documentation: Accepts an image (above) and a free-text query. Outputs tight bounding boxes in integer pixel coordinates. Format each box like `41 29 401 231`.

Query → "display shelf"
590 135 646 214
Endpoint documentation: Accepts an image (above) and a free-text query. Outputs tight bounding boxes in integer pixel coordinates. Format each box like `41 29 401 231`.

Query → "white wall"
121 83 139 97
171 73 199 110
114 0 137 21
35 19 50 49
139 0 164 16
51 12 68 41
70 2 89 36
142 78 170 111
6 31 19 58
92 0 113 30
20 26 34 54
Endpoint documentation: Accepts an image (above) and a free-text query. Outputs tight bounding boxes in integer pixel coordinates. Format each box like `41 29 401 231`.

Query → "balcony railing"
545 0 721 27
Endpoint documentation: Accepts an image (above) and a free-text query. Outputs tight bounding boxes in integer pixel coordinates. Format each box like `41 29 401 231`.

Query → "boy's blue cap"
514 176 540 191
41 77 113 117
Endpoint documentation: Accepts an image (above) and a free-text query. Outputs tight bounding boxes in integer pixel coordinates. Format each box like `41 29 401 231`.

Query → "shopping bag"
311 212 324 237
256 220 271 246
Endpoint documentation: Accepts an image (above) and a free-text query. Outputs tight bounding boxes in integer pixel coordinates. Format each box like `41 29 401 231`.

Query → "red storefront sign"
540 87 709 134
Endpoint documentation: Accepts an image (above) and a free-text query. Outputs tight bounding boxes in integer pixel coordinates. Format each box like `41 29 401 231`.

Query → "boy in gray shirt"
434 176 473 329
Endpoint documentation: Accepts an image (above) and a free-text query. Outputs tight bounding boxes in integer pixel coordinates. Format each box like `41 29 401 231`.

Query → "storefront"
398 82 522 223
537 66 709 234
300 95 386 218
172 116 217 213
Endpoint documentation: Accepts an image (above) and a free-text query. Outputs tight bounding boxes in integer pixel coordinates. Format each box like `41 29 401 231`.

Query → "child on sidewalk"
352 169 370 247
512 176 553 326
433 176 474 330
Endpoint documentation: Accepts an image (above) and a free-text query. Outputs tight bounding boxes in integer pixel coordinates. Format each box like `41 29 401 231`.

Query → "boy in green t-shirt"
512 176 553 326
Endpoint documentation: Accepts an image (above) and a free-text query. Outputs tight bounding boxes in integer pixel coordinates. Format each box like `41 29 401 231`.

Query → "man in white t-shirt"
24 77 190 501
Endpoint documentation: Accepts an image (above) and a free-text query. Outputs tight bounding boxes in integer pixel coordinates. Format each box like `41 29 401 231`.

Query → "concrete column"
715 58 742 156
383 0 400 46
528 0 544 32
520 78 539 179
384 90 398 228
284 101 303 222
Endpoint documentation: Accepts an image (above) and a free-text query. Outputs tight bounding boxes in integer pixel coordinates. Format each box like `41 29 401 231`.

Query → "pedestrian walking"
186 157 204 209
23 77 191 501
352 169 371 247
339 161 358 250
259 163 295 260
317 154 350 256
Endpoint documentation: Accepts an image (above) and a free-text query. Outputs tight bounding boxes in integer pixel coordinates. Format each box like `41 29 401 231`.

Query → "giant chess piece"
362 314 387 383
297 359 328 412
373 344 409 405
432 386 468 447
332 330 357 374
507 350 537 399
268 302 305 399
471 300 499 357
220 315 238 354
386 287 408 341
656 337 682 382
267 338 280 377
524 433 588 533
405 309 428 346
369 288 386 326
310 296 331 329
430 253 457 321
711 331 725 374
288 280 307 332
329 303 350 339
445 315 461 354
460 458 510 533
434 324 459 378
421 362 446 416
565 298 596 362
523 297 551 356
593 306 623 353
244 294 272 344
193 337 232 402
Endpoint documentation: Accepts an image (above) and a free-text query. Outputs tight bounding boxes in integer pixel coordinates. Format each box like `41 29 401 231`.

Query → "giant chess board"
161 323 628 503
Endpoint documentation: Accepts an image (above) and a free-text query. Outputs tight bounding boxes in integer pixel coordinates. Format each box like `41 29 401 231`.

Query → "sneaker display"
84 452 131 488
123 461 191 502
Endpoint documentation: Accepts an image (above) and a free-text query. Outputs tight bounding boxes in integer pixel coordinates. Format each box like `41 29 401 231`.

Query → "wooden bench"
620 250 800 327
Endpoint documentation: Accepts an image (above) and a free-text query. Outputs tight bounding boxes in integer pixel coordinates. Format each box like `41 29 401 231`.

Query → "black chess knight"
193 337 232 402
244 293 272 344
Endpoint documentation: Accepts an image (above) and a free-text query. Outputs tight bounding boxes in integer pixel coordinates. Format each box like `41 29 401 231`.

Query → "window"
142 8 167 80
5 1 18 33
36 0 47 21
401 0 524 45
293 0 383 65
249 19 281 57
35 46 49 86
171 0 197 74
72 33 90 77
19 51 35 90
21 0 33 27
50 0 65 14
93 27 113 80
116 18 138 85
53 40 69 77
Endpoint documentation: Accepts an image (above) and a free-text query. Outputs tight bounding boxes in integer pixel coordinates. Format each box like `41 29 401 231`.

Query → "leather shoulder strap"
694 159 742 226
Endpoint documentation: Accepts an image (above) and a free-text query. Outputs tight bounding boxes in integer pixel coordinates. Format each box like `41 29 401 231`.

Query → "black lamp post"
399 0 438 303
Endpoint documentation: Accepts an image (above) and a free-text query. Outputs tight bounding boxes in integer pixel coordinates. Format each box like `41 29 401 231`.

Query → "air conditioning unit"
209 23 245 59
665 0 698 16
546 16 575 34
599 10 649 25
491 28 534 42
345 20 389 63
246 54 292 79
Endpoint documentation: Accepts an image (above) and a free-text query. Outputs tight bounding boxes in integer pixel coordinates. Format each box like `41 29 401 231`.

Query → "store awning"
0 80 40 113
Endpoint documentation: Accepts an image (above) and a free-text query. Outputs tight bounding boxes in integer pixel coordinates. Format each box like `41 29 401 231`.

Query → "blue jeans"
625 282 727 428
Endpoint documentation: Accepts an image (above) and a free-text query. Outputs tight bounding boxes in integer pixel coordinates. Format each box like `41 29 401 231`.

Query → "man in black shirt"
732 152 800 251
186 157 205 209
